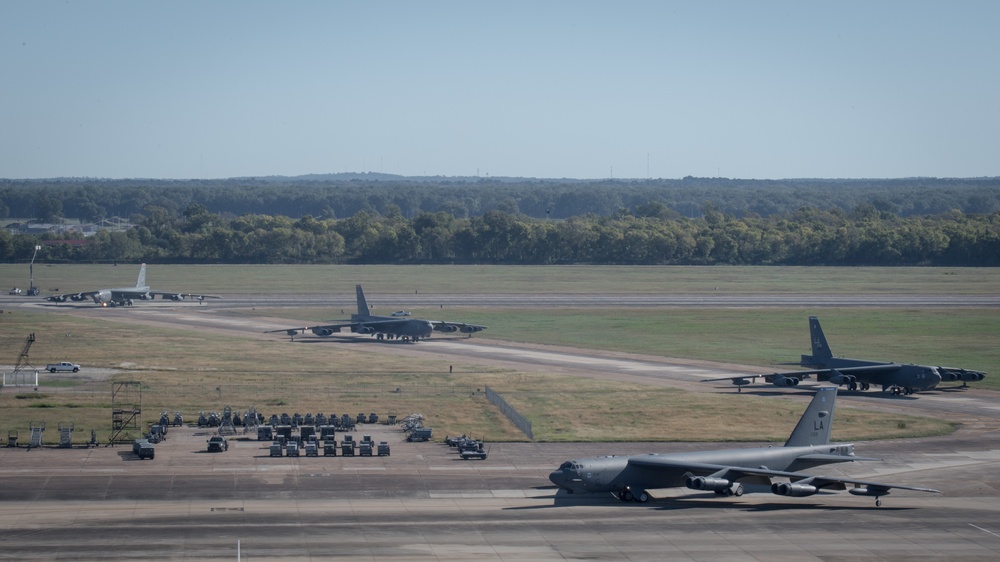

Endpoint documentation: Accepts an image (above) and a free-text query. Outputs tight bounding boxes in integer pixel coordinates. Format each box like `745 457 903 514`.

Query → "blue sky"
2 1 997 180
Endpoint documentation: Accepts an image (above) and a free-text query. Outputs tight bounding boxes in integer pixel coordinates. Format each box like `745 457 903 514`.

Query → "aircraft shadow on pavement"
505 492 913 512
288 335 469 345
929 385 976 393
730 388 922 401
652 499 912 512
38 303 130 310
291 336 413 345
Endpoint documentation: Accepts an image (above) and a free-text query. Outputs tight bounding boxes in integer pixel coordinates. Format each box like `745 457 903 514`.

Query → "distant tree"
35 194 63 222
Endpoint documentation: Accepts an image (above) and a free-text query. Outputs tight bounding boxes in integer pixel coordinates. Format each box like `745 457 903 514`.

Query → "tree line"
4 203 998 266
2 175 999 222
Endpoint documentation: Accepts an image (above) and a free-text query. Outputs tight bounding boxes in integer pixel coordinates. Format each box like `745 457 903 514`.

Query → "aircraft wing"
699 373 804 388
45 290 100 303
627 456 939 495
702 364 903 387
265 319 416 336
265 322 356 336
148 291 223 301
428 320 488 334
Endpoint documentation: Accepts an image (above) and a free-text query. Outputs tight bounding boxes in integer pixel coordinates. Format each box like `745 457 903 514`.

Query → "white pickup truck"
46 362 80 373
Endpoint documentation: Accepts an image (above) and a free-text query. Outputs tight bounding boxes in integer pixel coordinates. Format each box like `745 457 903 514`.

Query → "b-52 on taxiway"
549 387 938 506
267 284 487 343
45 263 222 307
703 316 986 395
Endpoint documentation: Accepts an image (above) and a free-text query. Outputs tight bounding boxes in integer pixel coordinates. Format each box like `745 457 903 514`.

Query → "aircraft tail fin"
136 263 147 288
356 284 370 316
783 386 837 447
808 316 833 360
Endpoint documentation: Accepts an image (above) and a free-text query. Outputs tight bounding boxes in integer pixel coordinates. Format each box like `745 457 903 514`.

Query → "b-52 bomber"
45 263 222 307
548 387 939 506
267 284 487 343
704 316 986 395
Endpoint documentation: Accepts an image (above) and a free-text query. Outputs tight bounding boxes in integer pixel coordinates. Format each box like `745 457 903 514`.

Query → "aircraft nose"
548 470 569 489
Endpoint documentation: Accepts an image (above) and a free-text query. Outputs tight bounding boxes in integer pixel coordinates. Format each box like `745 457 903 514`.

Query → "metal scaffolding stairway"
15 333 36 372
242 406 260 435
108 382 142 445
58 422 74 448
217 406 237 436
28 422 45 449
4 333 38 387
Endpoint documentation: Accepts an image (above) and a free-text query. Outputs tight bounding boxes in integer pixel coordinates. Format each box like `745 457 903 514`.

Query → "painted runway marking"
969 524 1000 539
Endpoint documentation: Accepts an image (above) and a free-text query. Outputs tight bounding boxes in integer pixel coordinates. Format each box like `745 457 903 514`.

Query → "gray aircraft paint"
44 263 221 306
703 316 985 394
268 284 486 342
549 387 939 505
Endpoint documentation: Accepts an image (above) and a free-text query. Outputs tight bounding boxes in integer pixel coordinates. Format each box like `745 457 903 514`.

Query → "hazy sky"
2 1 998 180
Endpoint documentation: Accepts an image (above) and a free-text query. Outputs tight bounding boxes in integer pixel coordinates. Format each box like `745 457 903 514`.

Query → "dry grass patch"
0 309 957 445
496 381 954 443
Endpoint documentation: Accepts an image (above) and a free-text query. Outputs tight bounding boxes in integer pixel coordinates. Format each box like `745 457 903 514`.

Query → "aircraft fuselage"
801 356 942 391
549 444 857 495
351 314 434 339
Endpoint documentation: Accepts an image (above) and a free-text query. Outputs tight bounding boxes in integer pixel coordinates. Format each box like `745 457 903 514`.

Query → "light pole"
27 245 41 296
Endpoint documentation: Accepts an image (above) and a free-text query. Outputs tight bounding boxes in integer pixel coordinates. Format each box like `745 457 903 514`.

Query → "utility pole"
27 245 41 296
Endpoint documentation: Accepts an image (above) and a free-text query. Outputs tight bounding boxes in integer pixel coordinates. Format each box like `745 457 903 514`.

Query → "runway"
132 292 1000 308
9 292 1000 310
1 295 998 560
0 422 998 561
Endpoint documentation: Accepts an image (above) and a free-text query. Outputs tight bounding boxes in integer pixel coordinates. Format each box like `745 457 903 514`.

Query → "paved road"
0 423 997 560
7 292 1000 309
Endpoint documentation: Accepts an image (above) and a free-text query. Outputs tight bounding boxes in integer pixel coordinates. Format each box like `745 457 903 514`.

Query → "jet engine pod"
771 482 818 497
435 325 458 333
311 327 335 336
828 373 856 386
772 375 799 387
731 378 751 387
356 326 376 335
460 325 484 333
685 476 732 492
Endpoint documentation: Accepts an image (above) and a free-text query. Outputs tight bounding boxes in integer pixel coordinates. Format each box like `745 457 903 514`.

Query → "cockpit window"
558 462 573 470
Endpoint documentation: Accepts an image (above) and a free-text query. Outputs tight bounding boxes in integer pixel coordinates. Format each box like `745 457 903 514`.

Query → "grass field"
3 263 998 295
250 306 999 392
1 265 993 444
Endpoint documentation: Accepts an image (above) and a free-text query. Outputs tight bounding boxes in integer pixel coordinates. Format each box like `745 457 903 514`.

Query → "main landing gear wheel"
617 490 649 503
714 484 744 497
